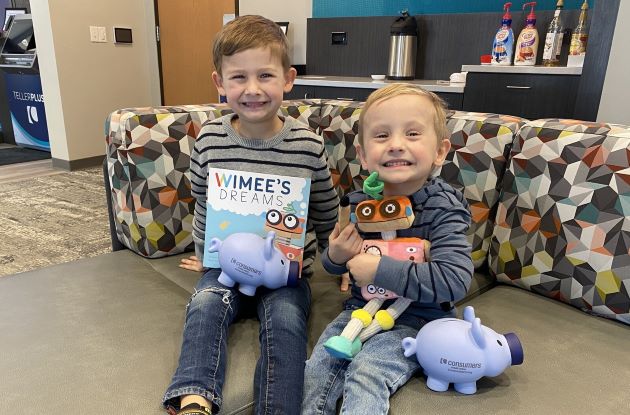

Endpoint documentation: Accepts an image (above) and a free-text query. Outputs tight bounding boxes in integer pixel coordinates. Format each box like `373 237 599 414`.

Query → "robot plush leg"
324 298 385 360
358 298 413 342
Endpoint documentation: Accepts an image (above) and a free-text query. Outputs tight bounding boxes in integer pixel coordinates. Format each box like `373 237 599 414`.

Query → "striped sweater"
322 176 474 321
190 113 339 277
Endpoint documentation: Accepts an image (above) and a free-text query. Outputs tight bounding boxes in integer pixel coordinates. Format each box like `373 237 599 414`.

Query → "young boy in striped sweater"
302 84 474 414
163 15 339 415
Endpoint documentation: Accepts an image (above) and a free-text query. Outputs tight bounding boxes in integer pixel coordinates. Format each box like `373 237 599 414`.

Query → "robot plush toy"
324 172 429 360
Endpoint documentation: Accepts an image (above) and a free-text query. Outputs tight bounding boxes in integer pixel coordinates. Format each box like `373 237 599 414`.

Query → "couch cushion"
317 100 365 194
441 112 526 267
390 285 630 414
106 104 232 257
107 101 527 274
105 100 321 258
489 119 630 324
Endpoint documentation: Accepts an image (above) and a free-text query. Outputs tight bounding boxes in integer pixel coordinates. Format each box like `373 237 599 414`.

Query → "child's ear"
212 71 226 96
355 143 369 170
283 67 297 93
433 138 452 167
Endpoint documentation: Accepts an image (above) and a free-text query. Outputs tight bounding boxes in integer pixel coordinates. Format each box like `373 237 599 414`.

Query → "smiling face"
212 46 296 139
356 94 451 196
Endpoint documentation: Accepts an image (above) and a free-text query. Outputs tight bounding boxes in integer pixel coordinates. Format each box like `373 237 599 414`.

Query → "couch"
1 99 628 414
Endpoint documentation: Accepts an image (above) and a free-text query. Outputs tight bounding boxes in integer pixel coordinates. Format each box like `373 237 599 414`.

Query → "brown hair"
358 83 449 146
212 15 291 74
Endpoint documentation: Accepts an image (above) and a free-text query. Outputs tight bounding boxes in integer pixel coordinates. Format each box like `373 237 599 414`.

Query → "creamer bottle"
515 2 539 66
491 2 514 65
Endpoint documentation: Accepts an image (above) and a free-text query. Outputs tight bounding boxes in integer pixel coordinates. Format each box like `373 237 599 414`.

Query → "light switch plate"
97 26 107 42
89 26 99 42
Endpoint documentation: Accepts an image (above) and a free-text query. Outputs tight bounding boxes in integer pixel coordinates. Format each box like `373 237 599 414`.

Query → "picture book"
203 168 311 278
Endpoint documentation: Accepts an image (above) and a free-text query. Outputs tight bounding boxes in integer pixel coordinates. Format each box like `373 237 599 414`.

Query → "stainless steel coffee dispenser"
387 11 417 80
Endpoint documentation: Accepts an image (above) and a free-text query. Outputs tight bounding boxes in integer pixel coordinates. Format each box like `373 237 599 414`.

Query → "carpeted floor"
0 167 111 277
0 146 52 166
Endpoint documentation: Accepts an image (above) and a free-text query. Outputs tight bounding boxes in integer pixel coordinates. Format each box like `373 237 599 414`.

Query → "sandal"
172 403 213 415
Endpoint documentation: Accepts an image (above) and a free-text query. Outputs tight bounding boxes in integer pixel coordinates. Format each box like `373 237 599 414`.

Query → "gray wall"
597 0 629 124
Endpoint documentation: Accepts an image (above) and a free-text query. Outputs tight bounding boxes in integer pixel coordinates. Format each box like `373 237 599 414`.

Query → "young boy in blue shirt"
163 15 339 415
302 84 474 414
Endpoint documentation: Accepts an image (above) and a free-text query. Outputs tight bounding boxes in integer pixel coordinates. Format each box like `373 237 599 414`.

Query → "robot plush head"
351 196 415 233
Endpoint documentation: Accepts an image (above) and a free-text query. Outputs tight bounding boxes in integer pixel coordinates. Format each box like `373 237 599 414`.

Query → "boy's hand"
179 255 203 272
328 222 363 265
340 272 351 292
346 253 380 286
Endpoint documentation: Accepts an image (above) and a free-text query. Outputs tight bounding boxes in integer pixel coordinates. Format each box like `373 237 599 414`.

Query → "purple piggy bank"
402 306 523 394
208 231 299 296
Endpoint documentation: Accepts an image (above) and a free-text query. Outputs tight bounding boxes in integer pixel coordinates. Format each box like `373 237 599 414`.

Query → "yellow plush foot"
351 309 373 327
375 310 395 330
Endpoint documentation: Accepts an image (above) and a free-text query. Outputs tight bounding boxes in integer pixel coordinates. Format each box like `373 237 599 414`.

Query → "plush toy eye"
286 252 295 260
406 247 418 253
358 204 375 220
367 285 377 294
283 214 299 230
377 287 386 295
281 259 285 265
380 200 400 218
266 209 281 225
497 340 503 346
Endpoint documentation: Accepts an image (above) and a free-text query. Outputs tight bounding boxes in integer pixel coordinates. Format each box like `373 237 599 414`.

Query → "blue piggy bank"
402 306 523 394
208 231 299 296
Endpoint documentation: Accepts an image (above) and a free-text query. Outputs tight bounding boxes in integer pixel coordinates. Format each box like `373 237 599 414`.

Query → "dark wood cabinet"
285 85 463 110
284 85 316 100
462 72 580 120
285 85 370 101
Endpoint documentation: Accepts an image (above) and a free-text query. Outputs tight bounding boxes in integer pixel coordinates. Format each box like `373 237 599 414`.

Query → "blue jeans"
163 268 311 414
302 310 422 415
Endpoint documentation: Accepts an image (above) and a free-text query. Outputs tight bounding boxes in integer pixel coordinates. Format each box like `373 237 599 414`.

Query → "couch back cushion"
488 119 630 325
441 112 526 267
106 104 231 257
106 100 525 265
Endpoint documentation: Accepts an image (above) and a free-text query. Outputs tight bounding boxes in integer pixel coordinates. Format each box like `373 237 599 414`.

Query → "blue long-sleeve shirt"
322 176 474 322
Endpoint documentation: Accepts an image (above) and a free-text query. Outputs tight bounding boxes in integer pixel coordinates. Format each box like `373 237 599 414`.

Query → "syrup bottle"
542 0 564 67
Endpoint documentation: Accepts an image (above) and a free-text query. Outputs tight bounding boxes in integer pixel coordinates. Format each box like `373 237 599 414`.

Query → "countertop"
293 76 465 93
461 65 583 75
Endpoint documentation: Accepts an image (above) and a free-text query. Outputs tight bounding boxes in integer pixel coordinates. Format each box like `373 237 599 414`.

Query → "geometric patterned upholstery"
106 104 231 257
318 100 365 195
441 112 526 267
489 119 630 325
105 100 528 272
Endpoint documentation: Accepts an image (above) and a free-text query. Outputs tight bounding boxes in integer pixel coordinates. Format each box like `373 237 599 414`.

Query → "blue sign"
4 72 50 151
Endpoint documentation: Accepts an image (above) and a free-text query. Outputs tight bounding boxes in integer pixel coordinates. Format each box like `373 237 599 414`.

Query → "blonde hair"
212 15 291 75
358 83 449 146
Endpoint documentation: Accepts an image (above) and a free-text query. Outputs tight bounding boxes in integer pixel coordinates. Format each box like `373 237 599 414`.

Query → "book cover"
203 168 311 278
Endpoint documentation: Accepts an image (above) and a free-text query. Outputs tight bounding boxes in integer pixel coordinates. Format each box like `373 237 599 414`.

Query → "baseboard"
52 155 105 171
